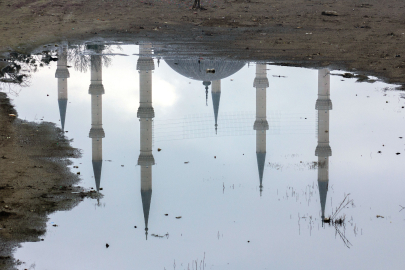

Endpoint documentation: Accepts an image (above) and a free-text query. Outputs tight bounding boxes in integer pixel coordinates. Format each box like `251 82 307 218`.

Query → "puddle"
2 43 405 269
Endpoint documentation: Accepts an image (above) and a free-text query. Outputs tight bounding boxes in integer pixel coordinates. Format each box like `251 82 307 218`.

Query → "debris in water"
158 148 162 152
396 152 401 155
376 215 384 218
164 214 168 216
184 161 189 164
175 216 182 219
106 243 109 248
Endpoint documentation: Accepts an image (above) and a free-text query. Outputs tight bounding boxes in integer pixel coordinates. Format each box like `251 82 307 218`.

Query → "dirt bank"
0 93 99 270
0 0 405 87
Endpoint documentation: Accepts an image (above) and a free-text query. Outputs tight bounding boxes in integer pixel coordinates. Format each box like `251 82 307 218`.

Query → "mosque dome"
164 59 245 82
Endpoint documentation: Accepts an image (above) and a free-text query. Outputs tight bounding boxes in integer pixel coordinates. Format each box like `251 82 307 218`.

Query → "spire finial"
203 81 211 106
145 228 148 240
260 185 263 196
215 124 218 135
206 86 208 106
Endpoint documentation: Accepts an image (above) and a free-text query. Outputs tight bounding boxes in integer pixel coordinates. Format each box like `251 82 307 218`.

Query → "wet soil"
0 0 405 87
0 93 100 269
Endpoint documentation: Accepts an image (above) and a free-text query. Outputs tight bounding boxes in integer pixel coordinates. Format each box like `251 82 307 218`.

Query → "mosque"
55 43 331 235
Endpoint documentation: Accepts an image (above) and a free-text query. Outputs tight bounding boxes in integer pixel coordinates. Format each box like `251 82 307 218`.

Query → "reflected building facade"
137 44 155 239
55 45 70 131
253 64 269 196
315 68 332 220
88 45 106 192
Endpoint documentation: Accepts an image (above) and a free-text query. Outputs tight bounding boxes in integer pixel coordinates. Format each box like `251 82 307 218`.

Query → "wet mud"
0 93 99 269
0 0 405 87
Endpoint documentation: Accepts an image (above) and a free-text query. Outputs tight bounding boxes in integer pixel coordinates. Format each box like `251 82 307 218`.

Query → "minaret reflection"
88 45 105 192
137 44 155 240
315 68 332 221
55 46 69 131
253 64 269 196
211 80 221 134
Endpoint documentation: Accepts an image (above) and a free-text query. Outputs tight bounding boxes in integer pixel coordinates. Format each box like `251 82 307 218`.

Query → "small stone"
321 11 338 16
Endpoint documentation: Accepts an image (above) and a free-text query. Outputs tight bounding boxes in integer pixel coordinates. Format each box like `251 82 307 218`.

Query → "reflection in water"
55 45 69 131
13 43 405 269
254 64 269 196
164 58 245 133
88 45 106 192
137 44 155 239
315 68 332 221
211 80 221 134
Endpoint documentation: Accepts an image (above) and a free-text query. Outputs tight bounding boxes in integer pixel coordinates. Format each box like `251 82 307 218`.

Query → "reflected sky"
4 44 405 270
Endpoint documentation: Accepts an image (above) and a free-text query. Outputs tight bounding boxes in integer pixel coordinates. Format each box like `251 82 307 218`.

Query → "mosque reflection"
55 43 333 237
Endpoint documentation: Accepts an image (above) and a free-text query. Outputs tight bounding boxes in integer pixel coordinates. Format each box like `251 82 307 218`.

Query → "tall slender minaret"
253 64 269 196
211 80 221 134
137 44 155 240
55 46 70 131
315 68 332 221
88 45 105 192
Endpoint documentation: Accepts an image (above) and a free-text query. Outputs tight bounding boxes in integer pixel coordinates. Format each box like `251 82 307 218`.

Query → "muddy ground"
0 0 404 87
0 93 100 269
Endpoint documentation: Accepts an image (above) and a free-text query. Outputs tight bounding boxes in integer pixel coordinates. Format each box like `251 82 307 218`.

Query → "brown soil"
0 93 100 269
0 0 405 86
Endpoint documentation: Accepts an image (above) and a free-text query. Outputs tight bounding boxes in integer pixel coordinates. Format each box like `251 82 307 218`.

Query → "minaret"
88 45 105 192
137 44 155 240
55 46 70 131
211 80 221 134
315 68 332 221
253 64 269 196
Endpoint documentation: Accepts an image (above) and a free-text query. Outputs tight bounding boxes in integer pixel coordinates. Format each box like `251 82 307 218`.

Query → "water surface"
4 44 405 270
